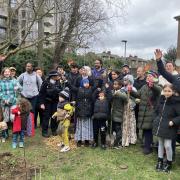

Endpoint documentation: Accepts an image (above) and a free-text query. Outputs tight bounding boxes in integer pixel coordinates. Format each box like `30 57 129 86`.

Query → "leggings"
158 137 172 161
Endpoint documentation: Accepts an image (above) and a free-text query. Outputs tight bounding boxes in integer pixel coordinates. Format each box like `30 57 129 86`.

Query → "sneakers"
42 133 50 138
2 138 6 143
163 161 172 173
101 144 106 150
19 142 24 148
143 148 153 155
12 142 17 149
60 146 70 152
113 145 122 150
156 158 163 171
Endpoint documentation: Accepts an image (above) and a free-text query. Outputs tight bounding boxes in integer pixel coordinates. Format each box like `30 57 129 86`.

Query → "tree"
163 46 177 63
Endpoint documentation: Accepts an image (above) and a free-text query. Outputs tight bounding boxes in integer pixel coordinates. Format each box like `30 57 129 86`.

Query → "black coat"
39 79 62 104
76 87 93 118
93 99 109 120
153 95 180 139
134 77 146 90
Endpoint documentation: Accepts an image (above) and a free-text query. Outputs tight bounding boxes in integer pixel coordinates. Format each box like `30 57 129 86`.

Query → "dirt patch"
0 152 41 180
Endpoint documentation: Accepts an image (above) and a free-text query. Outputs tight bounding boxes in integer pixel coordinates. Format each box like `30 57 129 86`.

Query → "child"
153 84 180 173
92 84 112 149
130 70 161 154
11 98 31 148
74 78 94 147
0 121 8 142
111 80 128 148
121 74 137 147
53 103 74 152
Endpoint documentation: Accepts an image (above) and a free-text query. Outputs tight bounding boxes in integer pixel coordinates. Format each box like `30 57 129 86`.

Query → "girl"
74 79 94 147
121 75 137 147
11 98 32 148
92 84 112 149
111 80 127 148
0 67 21 142
153 84 180 173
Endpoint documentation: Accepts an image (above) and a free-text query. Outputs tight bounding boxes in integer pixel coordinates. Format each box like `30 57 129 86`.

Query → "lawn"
0 129 180 180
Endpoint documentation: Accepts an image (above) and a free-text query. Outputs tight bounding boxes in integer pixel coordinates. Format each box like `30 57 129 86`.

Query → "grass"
1 129 180 180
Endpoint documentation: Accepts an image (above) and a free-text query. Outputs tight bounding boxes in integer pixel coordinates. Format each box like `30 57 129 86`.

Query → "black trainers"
155 158 163 171
143 148 152 155
77 141 82 147
163 161 172 173
52 131 57 136
42 133 50 138
84 140 89 147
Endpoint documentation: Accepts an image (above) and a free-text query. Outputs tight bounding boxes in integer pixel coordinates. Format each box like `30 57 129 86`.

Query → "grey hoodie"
18 72 42 98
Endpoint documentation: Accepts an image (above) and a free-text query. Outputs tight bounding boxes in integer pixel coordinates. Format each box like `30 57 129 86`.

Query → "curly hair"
17 98 32 114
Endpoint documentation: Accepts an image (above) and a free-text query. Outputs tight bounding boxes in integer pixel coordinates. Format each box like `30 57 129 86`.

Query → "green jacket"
111 90 127 123
131 84 161 130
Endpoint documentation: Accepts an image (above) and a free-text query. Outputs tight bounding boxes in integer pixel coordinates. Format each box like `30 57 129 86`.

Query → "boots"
92 133 98 148
101 130 106 150
163 160 172 173
155 158 163 171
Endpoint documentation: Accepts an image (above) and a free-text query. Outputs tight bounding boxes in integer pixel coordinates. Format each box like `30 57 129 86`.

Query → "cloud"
90 0 180 59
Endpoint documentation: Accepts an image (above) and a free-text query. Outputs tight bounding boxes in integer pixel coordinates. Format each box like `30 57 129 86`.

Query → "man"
67 63 80 101
91 59 107 88
158 61 178 87
18 63 42 115
155 49 180 94
134 67 146 139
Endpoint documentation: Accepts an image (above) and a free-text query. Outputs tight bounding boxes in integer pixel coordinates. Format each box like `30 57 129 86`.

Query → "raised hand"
154 49 163 61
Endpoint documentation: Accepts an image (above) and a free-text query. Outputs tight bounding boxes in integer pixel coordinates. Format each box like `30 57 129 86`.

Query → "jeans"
13 131 24 144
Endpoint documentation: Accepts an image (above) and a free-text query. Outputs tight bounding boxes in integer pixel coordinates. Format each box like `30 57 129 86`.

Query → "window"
22 10 26 18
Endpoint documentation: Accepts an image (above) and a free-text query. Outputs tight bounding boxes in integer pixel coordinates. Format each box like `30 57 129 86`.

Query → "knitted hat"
59 87 70 100
146 70 159 82
123 74 134 85
82 78 89 86
48 70 59 78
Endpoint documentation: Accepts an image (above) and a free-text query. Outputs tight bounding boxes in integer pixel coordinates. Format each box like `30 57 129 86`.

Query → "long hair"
17 98 32 114
0 67 11 80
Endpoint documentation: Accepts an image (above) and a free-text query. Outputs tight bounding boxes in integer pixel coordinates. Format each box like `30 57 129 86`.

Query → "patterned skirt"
2 105 16 122
75 117 93 141
122 100 137 147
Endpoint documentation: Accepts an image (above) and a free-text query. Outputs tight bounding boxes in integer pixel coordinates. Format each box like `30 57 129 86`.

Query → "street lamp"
122 40 127 60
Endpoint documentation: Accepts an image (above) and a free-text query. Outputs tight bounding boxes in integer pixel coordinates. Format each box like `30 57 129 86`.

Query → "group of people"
0 49 180 173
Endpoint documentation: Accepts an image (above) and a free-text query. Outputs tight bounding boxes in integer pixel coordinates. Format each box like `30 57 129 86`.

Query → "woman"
109 70 121 90
39 70 62 137
0 67 21 142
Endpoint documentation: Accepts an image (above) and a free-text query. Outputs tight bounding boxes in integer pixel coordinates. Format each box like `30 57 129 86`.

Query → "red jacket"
12 106 21 133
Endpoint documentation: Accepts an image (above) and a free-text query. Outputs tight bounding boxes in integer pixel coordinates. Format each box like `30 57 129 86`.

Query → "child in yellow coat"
52 88 74 152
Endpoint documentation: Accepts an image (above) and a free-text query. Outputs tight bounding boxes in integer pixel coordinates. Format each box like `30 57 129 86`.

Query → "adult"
158 61 178 87
67 63 80 101
92 59 107 88
34 67 45 128
39 70 62 137
0 67 21 141
155 49 180 94
108 70 121 90
18 63 42 115
75 66 94 88
9 67 17 79
134 67 146 139
122 64 131 77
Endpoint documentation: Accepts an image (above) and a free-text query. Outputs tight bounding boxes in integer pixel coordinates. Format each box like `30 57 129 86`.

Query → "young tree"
163 46 177 63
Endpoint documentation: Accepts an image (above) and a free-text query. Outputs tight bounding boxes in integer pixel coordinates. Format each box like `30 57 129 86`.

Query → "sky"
88 0 180 60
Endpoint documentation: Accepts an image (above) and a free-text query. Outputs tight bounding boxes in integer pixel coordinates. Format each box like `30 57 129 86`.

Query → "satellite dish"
175 58 180 67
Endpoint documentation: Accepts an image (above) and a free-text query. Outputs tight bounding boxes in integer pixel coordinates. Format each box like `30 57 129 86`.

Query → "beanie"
59 87 70 100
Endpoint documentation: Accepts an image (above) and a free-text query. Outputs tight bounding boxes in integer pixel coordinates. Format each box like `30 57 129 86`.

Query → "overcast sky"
89 0 180 59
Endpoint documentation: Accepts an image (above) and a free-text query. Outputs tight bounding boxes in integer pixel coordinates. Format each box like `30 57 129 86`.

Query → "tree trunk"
37 0 44 69
52 0 81 68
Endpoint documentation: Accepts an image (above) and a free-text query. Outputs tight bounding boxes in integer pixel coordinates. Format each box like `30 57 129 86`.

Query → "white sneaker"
60 146 70 152
2 138 6 143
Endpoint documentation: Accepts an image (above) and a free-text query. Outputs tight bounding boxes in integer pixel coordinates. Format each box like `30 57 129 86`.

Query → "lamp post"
174 15 180 68
122 40 127 60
